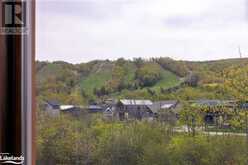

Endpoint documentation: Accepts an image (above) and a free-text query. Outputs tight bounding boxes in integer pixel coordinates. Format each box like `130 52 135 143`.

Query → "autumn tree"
179 102 203 136
135 62 162 87
224 66 248 101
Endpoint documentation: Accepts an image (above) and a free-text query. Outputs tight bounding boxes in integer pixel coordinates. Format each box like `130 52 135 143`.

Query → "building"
239 102 248 109
60 105 82 117
44 100 83 117
87 105 104 113
148 100 179 113
191 99 236 124
44 100 61 116
116 99 154 120
148 100 180 123
103 106 116 120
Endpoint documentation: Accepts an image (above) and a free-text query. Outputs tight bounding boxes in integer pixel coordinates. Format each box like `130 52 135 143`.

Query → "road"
174 126 246 136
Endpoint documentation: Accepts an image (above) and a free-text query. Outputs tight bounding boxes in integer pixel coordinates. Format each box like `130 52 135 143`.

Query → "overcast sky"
36 0 248 63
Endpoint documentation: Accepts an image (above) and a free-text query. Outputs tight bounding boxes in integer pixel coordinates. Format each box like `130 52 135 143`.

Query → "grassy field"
80 69 112 94
80 63 181 96
151 69 181 91
37 60 183 100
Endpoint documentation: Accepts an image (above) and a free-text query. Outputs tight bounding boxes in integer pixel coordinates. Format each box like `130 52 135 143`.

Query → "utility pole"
238 46 242 58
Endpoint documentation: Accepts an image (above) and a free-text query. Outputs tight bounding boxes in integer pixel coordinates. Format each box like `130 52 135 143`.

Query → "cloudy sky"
36 0 248 63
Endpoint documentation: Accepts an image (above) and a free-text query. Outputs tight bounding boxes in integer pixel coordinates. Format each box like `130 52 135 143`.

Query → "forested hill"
36 57 248 105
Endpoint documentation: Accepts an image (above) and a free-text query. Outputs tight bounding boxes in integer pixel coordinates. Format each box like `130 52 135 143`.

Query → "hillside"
36 57 248 104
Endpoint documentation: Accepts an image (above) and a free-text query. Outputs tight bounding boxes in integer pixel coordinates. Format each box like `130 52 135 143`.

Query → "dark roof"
148 100 178 113
88 105 103 109
46 100 60 106
46 100 60 109
240 103 248 109
104 107 114 114
88 105 103 113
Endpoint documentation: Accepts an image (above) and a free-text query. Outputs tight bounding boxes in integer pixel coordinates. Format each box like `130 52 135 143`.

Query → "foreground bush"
37 113 248 165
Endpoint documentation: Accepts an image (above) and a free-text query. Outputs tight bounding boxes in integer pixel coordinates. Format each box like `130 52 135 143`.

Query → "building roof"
88 105 103 113
46 100 60 109
148 100 178 113
60 105 74 110
46 100 60 106
191 99 237 108
88 105 103 110
193 100 223 107
240 103 248 109
104 107 113 114
119 99 153 106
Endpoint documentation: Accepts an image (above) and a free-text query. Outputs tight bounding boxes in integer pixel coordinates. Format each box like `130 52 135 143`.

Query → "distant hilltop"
36 57 248 105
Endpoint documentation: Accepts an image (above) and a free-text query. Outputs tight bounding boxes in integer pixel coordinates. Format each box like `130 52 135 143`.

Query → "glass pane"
36 0 248 164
